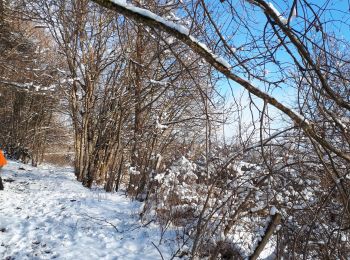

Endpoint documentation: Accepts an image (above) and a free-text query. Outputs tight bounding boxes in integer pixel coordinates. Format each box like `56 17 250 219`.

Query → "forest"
0 0 349 259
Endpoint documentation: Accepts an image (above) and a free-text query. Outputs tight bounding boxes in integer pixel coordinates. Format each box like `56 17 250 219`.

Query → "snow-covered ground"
0 161 176 260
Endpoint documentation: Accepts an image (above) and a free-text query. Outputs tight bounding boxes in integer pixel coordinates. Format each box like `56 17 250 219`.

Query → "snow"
269 206 277 215
189 36 232 69
150 79 169 86
230 47 237 53
267 2 287 25
111 0 189 35
215 56 232 69
0 161 176 259
128 166 140 175
156 117 168 129
291 5 297 19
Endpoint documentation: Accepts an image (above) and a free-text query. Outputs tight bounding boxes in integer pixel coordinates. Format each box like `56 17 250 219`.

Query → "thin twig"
152 241 165 260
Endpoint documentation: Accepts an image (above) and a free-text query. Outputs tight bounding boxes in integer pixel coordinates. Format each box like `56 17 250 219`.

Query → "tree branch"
89 0 350 162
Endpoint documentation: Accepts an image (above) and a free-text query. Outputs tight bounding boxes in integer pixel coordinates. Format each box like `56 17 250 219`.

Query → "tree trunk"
128 24 144 196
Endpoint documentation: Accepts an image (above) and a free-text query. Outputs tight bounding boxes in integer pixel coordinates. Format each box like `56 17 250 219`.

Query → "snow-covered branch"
90 0 350 162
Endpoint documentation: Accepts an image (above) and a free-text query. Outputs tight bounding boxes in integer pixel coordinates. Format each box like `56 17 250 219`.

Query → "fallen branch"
82 213 121 233
250 213 282 260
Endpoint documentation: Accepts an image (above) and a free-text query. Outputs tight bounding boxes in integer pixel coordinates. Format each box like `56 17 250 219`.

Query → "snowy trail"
0 161 174 260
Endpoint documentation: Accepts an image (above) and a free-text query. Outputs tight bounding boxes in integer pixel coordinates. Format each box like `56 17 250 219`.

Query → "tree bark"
250 213 281 260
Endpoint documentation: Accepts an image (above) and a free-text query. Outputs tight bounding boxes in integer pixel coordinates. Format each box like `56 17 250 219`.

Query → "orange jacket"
0 150 7 167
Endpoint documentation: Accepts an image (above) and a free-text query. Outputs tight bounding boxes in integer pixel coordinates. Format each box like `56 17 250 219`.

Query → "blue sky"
209 0 350 140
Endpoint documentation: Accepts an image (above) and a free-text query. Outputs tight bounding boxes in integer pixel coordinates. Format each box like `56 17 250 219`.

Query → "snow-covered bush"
147 156 201 227
142 152 281 258
141 135 350 259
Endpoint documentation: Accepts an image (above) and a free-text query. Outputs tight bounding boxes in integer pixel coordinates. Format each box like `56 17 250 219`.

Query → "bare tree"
86 0 350 258
0 2 64 166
